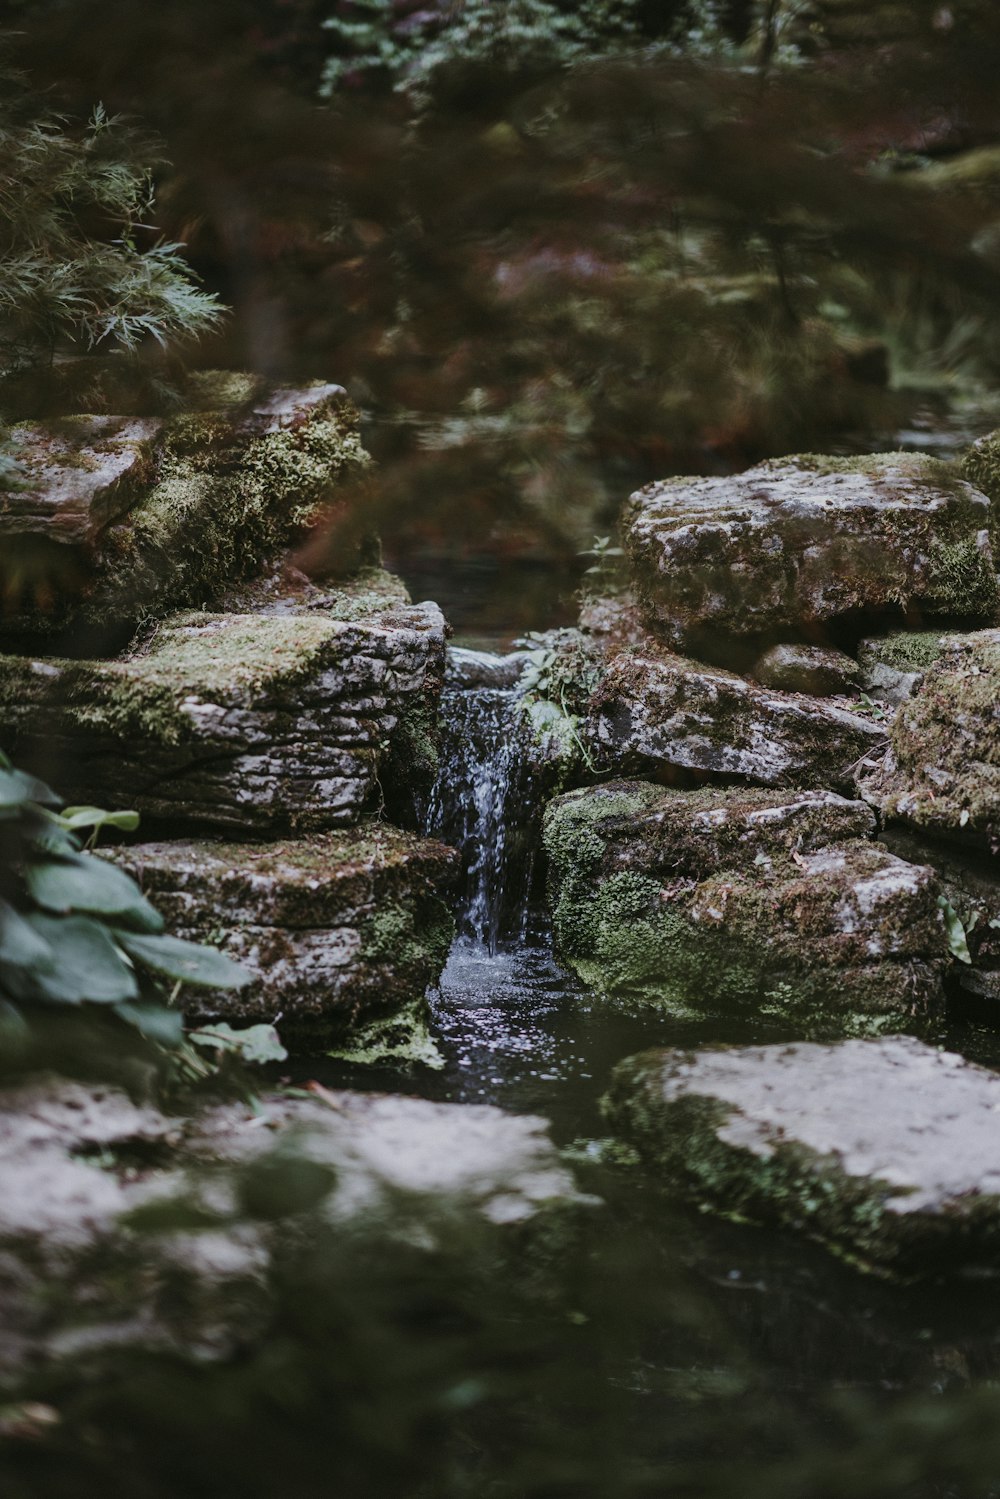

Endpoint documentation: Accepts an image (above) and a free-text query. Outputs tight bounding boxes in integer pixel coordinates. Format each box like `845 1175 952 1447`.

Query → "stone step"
604 1035 1000 1277
543 780 949 1035
2 601 446 835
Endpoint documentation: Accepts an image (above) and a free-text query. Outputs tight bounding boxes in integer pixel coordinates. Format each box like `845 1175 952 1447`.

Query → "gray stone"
859 629 1000 851
543 780 948 1033
751 642 860 696
604 1035 1000 1276
0 415 160 543
114 827 458 1052
1 603 447 834
624 453 997 651
856 630 948 706
0 1076 588 1389
446 646 530 691
587 644 886 790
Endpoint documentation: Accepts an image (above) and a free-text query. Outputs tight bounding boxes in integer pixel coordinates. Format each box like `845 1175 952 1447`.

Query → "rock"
543 780 948 1033
963 427 1000 553
445 646 530 691
587 644 886 790
114 826 458 1053
1 416 162 545
856 630 947 705
0 1076 588 1389
624 453 997 654
0 378 369 643
1 602 447 834
751 642 860 696
859 629 1000 852
603 1035 1000 1277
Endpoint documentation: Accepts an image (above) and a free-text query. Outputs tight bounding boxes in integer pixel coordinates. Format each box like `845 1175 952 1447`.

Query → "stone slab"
114 827 458 1046
544 780 947 1033
604 1036 1000 1276
624 453 997 651
0 415 161 543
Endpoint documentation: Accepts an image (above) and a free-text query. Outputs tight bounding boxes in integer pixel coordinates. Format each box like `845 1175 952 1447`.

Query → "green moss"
962 431 1000 554
859 630 945 673
925 537 1000 619
326 993 444 1070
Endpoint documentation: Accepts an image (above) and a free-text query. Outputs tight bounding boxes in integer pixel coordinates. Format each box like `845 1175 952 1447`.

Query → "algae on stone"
543 780 948 1035
603 1036 1000 1277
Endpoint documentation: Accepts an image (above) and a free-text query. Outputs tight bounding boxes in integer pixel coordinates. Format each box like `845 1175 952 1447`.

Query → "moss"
859 630 945 673
962 431 1000 554
924 537 1000 619
325 993 444 1070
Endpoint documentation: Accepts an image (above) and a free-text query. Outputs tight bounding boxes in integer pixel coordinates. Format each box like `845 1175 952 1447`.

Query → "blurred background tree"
3 0 1000 633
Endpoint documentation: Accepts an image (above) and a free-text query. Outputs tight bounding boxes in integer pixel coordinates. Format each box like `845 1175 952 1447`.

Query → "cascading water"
424 647 537 952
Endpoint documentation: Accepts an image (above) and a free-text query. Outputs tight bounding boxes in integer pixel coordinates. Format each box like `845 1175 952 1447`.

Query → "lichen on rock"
543 780 948 1034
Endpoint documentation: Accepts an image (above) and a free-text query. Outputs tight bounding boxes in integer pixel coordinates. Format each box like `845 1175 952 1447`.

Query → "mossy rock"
0 600 447 835
603 1037 1000 1278
543 780 948 1035
625 452 998 656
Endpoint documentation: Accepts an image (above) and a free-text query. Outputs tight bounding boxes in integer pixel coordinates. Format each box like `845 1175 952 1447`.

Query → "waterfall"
425 647 537 953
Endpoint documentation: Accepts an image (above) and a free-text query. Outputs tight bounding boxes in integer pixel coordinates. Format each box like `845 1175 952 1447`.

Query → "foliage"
0 81 224 378
0 750 278 1077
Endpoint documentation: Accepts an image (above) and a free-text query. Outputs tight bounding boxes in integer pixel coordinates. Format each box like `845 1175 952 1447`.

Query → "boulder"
587 644 886 790
0 377 369 643
0 601 447 834
604 1035 1000 1277
750 642 860 696
859 628 1000 852
114 826 458 1054
0 1076 587 1390
543 780 948 1034
855 629 947 706
624 453 997 654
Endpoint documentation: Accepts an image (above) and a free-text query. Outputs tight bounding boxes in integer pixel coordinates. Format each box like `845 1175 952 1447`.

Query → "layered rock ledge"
625 453 997 655
544 781 948 1034
114 826 458 1052
604 1035 1000 1277
1 600 446 833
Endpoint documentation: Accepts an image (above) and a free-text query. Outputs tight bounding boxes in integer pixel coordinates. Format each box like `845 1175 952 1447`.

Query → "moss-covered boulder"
603 1036 1000 1278
625 453 997 656
113 825 456 1053
0 376 369 643
750 642 860 696
1 600 446 834
860 629 1000 852
543 780 948 1034
856 629 948 706
588 643 886 791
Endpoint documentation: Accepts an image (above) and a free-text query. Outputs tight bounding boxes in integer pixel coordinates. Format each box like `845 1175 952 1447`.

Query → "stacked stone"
538 439 1000 1275
0 373 458 1054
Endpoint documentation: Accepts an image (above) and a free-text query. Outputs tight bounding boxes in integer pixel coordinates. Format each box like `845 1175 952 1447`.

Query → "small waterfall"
425 647 537 953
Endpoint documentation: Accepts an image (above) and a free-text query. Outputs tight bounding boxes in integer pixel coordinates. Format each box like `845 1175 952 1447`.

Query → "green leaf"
60 806 141 834
0 899 54 967
0 767 59 810
113 1001 185 1048
115 931 252 989
938 895 972 964
20 914 139 1003
25 852 163 932
189 1022 287 1065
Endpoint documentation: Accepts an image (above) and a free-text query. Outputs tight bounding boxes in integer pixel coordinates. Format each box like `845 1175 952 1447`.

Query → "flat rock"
587 644 886 790
860 629 1000 852
114 827 458 1052
0 1077 586 1388
0 415 161 543
543 780 948 1033
0 378 369 641
604 1036 1000 1276
624 453 997 652
751 642 860 696
1 603 446 834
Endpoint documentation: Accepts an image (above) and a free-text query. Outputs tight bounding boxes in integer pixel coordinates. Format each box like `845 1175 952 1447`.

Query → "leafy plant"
0 751 274 1073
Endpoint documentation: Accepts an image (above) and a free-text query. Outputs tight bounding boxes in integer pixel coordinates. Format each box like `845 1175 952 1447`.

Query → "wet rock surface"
114 827 458 1048
0 1076 587 1390
587 643 886 790
604 1035 1000 1276
2 602 447 833
544 780 948 1033
751 641 860 696
860 628 1000 851
624 452 997 652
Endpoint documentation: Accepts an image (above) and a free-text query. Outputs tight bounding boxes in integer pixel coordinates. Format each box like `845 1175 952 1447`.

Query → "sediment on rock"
113 826 458 1050
624 452 997 659
0 602 447 834
603 1036 1000 1277
859 628 1000 852
543 780 948 1034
